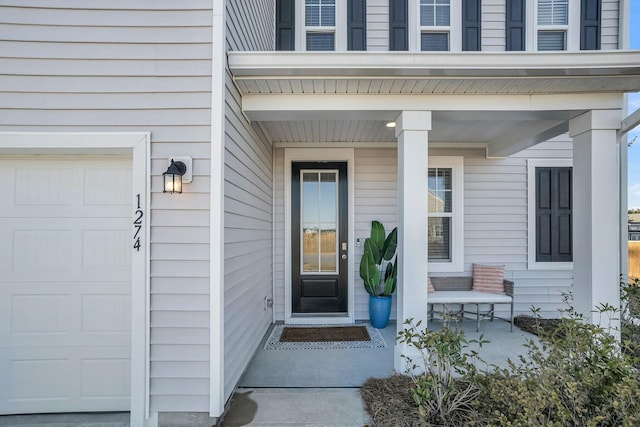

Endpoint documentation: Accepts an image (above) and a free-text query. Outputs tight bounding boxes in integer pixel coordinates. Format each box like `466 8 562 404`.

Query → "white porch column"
569 109 622 328
395 111 431 372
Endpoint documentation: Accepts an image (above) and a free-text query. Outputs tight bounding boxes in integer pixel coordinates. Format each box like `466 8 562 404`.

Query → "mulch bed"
360 317 564 426
513 315 563 337
361 375 430 427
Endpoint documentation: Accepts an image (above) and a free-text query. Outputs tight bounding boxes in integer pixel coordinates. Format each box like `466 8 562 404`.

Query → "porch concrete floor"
221 318 537 426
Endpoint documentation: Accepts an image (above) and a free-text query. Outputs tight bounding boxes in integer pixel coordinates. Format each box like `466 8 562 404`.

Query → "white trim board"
0 131 151 426
527 158 573 271
284 148 355 325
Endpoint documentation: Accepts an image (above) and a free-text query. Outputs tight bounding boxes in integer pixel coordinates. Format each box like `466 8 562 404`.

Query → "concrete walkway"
219 388 370 427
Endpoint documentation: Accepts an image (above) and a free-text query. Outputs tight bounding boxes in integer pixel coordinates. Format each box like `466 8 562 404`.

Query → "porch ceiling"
229 51 640 156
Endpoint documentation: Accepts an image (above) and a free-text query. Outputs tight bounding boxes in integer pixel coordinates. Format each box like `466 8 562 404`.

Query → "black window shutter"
276 0 295 51
506 0 525 51
462 0 481 51
581 0 601 50
348 0 367 50
536 167 572 262
389 0 408 51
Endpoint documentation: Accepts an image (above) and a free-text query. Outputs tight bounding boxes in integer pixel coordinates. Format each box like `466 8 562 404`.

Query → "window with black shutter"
276 0 296 50
389 0 408 50
580 0 601 50
506 0 525 51
536 167 572 262
462 0 481 51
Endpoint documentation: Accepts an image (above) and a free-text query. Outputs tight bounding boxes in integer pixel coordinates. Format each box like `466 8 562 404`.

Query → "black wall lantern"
163 159 187 194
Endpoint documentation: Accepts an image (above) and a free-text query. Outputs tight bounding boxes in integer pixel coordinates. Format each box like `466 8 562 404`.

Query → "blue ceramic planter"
369 295 392 329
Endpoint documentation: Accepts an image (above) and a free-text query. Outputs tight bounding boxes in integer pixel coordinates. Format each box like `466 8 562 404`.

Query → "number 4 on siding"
133 193 143 251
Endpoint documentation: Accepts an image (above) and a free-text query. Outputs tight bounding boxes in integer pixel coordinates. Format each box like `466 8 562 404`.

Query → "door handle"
341 254 347 260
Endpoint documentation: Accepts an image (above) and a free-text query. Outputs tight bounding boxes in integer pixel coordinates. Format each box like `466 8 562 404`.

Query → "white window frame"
527 0 579 51
410 0 461 52
428 156 464 273
295 0 347 51
527 159 573 270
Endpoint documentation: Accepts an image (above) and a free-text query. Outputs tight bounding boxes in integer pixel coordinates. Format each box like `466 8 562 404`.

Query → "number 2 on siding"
133 193 143 251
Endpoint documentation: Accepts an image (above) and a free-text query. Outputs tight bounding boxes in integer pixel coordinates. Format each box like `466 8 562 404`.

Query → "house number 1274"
133 194 143 251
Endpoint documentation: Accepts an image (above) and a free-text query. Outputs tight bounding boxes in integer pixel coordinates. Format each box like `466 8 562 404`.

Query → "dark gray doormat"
264 324 387 350
280 325 370 342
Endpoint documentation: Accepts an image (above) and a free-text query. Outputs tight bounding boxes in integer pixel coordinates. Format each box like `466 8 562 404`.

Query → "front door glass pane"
301 170 338 273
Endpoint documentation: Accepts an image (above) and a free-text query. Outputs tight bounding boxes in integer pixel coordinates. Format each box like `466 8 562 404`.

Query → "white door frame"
284 148 355 324
0 132 151 427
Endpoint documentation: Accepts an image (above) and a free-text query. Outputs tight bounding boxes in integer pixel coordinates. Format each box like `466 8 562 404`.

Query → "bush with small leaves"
476 291 640 426
398 317 487 426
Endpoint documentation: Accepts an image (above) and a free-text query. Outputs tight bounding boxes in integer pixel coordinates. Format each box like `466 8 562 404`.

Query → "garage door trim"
0 132 150 427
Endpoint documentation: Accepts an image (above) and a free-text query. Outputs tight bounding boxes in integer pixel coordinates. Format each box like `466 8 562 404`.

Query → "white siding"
601 0 620 50
224 0 275 404
275 140 573 321
481 0 506 51
367 0 390 51
0 1 213 413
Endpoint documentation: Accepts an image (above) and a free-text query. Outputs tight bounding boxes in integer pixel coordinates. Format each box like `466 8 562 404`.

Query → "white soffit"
229 51 640 96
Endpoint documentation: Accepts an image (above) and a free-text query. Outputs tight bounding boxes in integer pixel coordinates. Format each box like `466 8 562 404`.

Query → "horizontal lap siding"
224 0 275 404
481 0 506 51
367 0 390 51
354 148 399 320
465 138 574 317
0 1 213 413
601 0 619 50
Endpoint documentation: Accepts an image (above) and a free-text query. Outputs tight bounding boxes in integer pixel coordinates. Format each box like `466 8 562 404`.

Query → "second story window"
419 0 450 51
537 0 568 50
305 0 336 50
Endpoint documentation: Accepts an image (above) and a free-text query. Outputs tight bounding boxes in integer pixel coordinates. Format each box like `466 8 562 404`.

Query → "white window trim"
428 156 464 272
295 0 347 51
527 159 573 270
410 0 461 52
528 0 580 51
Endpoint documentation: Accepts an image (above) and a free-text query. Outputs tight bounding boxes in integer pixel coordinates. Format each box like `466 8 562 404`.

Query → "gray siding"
481 0 506 51
224 0 275 403
0 1 214 413
275 140 574 321
367 0 390 51
601 0 620 50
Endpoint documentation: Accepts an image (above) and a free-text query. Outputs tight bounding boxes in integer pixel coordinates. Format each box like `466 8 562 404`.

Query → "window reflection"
301 170 338 273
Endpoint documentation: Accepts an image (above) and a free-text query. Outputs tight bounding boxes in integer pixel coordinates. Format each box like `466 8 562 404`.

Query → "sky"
628 0 640 209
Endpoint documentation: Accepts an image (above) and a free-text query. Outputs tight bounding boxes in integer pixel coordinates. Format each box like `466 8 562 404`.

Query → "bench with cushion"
428 275 514 332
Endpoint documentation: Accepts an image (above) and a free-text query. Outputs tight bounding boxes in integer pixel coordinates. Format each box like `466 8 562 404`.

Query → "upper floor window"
420 0 450 51
537 0 568 50
305 0 336 50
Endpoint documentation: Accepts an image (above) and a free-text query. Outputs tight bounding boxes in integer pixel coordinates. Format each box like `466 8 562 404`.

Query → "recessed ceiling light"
385 122 396 128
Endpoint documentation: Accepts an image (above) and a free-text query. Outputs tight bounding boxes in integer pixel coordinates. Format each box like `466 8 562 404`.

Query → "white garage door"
0 156 132 414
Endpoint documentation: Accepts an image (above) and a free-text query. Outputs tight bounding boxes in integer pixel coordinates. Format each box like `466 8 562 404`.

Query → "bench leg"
476 304 480 332
490 304 495 321
510 301 514 332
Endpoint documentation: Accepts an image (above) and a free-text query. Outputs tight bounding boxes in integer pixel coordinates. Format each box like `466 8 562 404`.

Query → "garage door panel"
0 156 132 414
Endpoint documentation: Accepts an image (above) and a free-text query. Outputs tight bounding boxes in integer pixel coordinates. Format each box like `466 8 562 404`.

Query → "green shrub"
477 293 640 426
398 317 487 426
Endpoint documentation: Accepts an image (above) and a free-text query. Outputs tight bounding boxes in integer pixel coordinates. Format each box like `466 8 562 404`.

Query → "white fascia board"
242 93 623 117
228 51 640 78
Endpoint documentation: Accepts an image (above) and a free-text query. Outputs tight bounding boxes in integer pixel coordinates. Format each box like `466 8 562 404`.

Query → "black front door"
291 162 348 313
